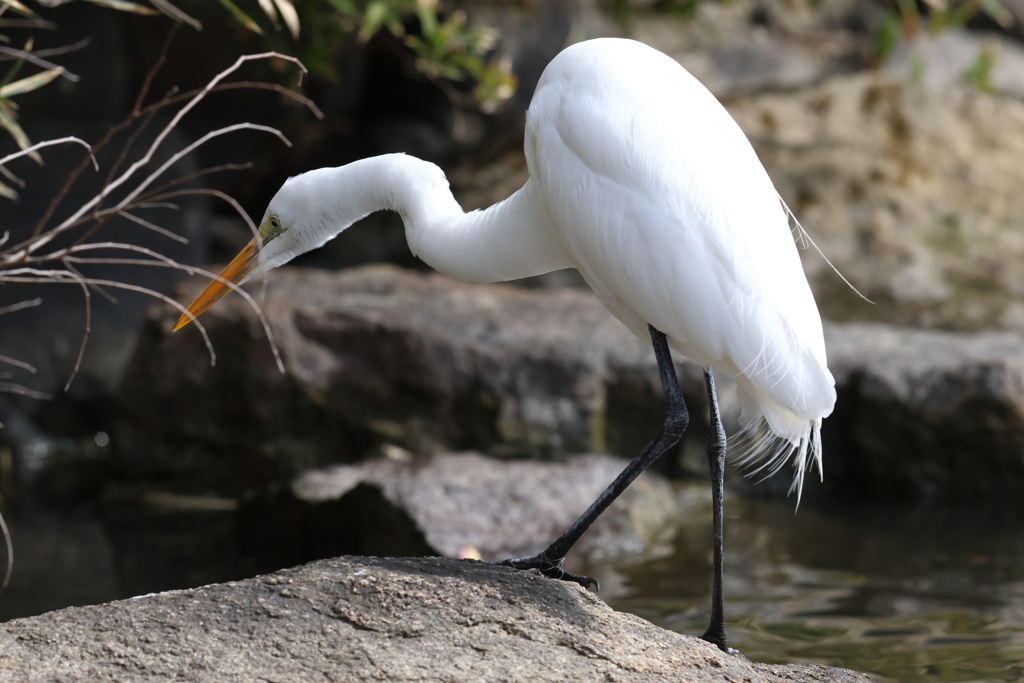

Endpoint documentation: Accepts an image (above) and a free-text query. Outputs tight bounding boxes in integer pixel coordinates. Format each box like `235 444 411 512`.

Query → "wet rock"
726 70 1024 332
0 555 874 683
815 322 1024 501
274 451 687 574
114 265 712 495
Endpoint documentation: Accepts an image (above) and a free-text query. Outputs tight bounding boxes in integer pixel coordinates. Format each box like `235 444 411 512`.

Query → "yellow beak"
173 238 261 332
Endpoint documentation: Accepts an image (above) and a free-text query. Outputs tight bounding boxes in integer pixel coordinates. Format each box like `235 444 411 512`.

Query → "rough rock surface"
284 451 691 571
115 265 712 495
728 70 1024 332
817 323 1024 500
0 555 873 683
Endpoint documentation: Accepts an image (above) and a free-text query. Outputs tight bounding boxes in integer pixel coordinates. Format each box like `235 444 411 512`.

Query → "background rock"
727 70 1024 332
815 323 1024 501
0 555 873 683
113 265 715 496
279 451 687 571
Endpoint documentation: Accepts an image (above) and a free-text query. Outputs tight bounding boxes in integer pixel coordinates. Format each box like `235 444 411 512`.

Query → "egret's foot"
700 633 744 658
494 554 600 591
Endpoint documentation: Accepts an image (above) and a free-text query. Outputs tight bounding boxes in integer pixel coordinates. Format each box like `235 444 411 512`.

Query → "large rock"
815 323 1024 501
116 265 1024 503
278 451 689 574
727 70 1024 332
113 265 713 495
0 555 873 683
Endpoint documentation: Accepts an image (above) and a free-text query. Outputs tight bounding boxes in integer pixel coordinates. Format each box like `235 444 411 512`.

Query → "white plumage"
177 37 836 495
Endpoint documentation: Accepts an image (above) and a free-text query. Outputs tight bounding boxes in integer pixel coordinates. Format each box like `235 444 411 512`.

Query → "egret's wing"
525 39 835 427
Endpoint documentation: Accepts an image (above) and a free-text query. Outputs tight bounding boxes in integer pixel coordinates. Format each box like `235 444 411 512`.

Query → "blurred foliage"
965 37 998 89
871 0 1014 89
218 0 517 111
616 0 1015 92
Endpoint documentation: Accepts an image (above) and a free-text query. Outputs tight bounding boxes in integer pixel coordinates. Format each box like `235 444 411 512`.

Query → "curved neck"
310 154 572 283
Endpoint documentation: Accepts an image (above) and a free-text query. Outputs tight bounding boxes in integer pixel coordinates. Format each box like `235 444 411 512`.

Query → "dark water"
611 489 1024 683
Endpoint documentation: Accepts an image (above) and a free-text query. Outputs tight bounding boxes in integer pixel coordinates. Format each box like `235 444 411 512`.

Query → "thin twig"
118 211 188 244
0 137 96 170
146 189 258 236
3 38 89 59
23 251 285 374
143 162 253 196
0 509 11 598
0 272 218 369
0 381 52 400
63 268 91 391
0 297 41 315
0 354 35 373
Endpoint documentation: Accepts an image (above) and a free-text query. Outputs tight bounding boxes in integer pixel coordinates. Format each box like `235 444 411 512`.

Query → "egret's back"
525 38 836 493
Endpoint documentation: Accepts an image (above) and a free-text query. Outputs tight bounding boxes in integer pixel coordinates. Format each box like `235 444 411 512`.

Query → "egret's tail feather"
730 416 822 508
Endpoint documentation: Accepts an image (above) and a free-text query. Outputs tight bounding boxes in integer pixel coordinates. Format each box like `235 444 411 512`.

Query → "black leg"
496 324 689 590
700 367 730 653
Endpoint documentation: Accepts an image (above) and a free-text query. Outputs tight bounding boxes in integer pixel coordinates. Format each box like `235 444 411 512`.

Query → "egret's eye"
260 215 286 245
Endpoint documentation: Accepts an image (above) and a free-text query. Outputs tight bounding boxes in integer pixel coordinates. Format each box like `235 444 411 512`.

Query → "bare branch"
144 162 253 196
62 267 91 392
147 188 258 236
0 354 35 373
118 211 188 244
112 123 289 214
8 38 89 59
0 508 11 598
0 381 52 400
43 249 285 374
0 297 41 315
0 136 96 170
62 256 116 304
0 272 217 369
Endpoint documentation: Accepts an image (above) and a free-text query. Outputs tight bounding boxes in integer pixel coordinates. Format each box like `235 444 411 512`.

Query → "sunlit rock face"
728 72 1024 332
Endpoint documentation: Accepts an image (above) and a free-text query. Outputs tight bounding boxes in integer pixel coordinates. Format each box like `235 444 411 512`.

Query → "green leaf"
218 0 265 35
416 0 438 38
83 0 159 14
360 1 390 41
325 0 357 14
0 67 63 98
873 10 901 63
978 0 1014 27
966 44 996 91
0 37 31 91
0 104 40 164
0 179 17 201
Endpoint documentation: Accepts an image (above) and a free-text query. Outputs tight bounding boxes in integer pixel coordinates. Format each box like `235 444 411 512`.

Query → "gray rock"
114 265 715 495
816 322 1024 500
0 555 874 682
288 451 689 574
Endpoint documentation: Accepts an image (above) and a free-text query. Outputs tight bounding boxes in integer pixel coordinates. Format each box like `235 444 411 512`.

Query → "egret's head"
173 180 311 332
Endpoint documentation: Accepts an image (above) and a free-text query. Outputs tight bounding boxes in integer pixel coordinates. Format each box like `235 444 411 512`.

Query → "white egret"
175 37 836 653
